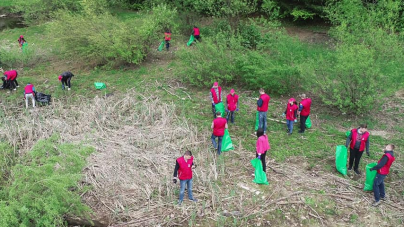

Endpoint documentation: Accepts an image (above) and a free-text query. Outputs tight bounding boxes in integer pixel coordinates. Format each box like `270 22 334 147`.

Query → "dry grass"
1 88 403 227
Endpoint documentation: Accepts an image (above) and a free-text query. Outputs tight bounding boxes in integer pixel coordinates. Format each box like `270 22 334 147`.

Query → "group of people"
2 64 75 108
173 82 396 208
163 26 201 51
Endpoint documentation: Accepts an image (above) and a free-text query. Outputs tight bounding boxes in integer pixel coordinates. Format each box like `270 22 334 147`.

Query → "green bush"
48 2 178 67
0 135 94 226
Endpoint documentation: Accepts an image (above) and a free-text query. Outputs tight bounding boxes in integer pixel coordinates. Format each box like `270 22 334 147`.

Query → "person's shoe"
372 201 381 207
189 198 198 202
13 88 16 91
354 170 361 175
380 197 388 201
298 130 304 134
68 88 71 91
178 200 182 205
348 167 352 171
16 85 19 88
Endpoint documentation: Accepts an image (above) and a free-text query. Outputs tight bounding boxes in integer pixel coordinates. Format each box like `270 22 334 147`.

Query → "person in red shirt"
283 98 298 135
345 124 370 175
210 82 222 119
298 93 312 134
257 88 270 134
193 26 200 42
256 128 270 172
164 30 171 51
3 70 19 92
24 83 36 108
173 150 197 205
226 89 239 124
18 35 26 48
370 144 395 207
211 111 228 155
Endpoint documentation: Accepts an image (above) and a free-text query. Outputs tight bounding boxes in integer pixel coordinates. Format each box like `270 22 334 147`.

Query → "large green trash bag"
94 82 106 90
214 102 225 117
305 116 312 128
187 35 195 46
335 145 348 176
158 41 164 51
364 163 377 191
251 158 269 185
22 42 28 52
221 129 234 152
255 111 259 131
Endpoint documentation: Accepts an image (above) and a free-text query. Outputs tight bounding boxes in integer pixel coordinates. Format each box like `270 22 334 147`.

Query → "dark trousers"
61 77 72 89
212 104 216 119
226 111 235 123
256 152 267 172
300 115 308 132
6 80 18 90
349 147 363 171
373 173 387 202
194 35 200 41
165 40 170 50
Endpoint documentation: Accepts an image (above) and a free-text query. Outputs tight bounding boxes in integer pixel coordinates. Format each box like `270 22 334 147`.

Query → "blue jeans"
258 111 267 133
226 111 235 123
179 179 194 202
286 120 294 134
373 173 387 202
211 134 223 155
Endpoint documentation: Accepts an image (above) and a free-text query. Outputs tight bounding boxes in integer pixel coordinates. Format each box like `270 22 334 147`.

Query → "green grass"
0 0 14 7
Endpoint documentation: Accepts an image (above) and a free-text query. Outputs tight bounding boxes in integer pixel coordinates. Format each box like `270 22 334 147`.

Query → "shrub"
48 2 178 68
0 135 94 226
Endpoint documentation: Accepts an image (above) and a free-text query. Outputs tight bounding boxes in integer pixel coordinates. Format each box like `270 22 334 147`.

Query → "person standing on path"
346 124 370 175
284 98 298 135
210 82 222 119
257 88 270 134
226 89 239 124
164 30 171 51
298 94 312 133
370 144 396 207
58 71 74 90
256 128 270 172
193 26 200 42
173 150 197 205
211 111 228 155
24 83 36 109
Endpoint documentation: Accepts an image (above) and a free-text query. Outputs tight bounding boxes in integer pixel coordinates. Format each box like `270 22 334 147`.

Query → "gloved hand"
236 108 239 112
282 113 285 117
370 167 375 171
225 109 229 112
173 178 177 184
257 155 261 159
294 119 297 123
212 103 215 106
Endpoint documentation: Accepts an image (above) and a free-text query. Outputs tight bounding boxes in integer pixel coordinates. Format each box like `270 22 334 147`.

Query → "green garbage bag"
94 82 106 90
221 129 234 152
214 102 225 118
346 130 351 137
158 41 164 51
255 111 259 131
187 35 195 46
305 116 312 128
364 163 377 191
22 42 28 52
251 158 269 185
335 145 348 176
